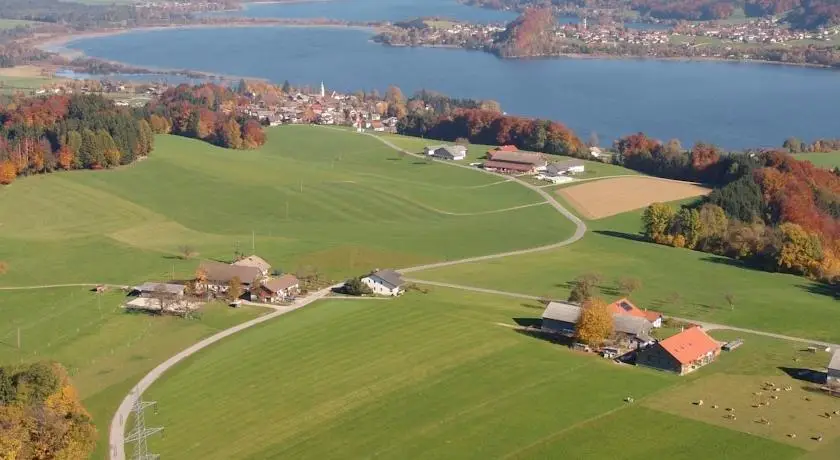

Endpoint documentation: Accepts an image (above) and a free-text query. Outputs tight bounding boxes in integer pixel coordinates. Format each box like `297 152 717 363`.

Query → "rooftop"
370 269 405 288
199 260 262 285
658 327 721 365
830 350 840 371
542 301 581 323
486 150 545 165
134 282 185 296
263 274 300 293
232 255 272 272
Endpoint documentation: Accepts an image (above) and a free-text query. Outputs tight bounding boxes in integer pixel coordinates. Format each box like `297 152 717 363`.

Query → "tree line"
640 150 840 285
0 93 153 184
0 84 267 185
140 83 266 150
0 362 96 459
399 107 584 157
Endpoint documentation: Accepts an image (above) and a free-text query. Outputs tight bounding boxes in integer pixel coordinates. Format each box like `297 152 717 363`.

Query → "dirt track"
558 176 711 219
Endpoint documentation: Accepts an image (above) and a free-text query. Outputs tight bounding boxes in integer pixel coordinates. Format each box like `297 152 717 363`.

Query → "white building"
429 145 467 161
362 269 406 296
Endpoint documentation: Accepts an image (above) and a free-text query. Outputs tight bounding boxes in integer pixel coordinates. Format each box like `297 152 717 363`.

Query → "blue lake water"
67 25 840 149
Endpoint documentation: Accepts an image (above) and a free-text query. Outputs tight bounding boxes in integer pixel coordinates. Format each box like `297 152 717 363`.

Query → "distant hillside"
464 0 840 29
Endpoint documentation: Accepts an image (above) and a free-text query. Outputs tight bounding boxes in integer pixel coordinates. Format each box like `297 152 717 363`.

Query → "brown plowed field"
558 176 712 219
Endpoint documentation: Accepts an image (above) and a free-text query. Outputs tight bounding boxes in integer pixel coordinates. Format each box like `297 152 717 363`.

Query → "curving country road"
108 285 339 460
102 127 833 459
357 131 588 274
106 128 590 459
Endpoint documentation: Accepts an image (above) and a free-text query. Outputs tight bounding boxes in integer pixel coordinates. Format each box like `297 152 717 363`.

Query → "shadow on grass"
520 302 545 310
513 317 542 328
513 327 575 346
593 230 647 243
799 281 840 300
779 367 827 385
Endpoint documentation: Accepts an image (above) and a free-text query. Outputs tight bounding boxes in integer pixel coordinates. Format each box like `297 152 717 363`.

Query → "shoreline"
26 22 839 88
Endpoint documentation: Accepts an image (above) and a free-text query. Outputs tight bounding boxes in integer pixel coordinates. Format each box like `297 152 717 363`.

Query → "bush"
344 277 373 296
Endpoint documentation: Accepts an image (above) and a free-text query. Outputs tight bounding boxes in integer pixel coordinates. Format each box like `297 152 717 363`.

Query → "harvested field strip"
558 176 711 219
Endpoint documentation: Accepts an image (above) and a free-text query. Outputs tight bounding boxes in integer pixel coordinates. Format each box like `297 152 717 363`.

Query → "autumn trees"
640 150 840 284
144 83 266 151
575 298 614 346
0 362 96 460
0 94 155 184
400 108 584 158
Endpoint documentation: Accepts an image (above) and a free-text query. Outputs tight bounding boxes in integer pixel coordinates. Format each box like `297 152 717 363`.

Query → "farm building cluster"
123 254 301 313
540 298 840 383
540 298 724 376
420 143 597 184
481 145 588 184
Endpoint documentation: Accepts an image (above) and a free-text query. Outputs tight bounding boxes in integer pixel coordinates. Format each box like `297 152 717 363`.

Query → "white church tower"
320 81 326 98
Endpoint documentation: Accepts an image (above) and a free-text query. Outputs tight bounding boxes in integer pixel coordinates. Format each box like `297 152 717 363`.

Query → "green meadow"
0 287 266 458
793 151 840 169
0 126 575 287
411 202 840 343
142 288 831 459
1 125 838 459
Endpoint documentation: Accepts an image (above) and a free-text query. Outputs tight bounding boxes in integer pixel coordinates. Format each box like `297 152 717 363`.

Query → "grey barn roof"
613 315 654 341
542 301 653 340
369 269 405 289
547 160 585 174
135 282 185 295
830 350 840 371
542 301 581 323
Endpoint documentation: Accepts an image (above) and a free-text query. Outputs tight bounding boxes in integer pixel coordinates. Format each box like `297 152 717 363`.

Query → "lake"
66 25 840 149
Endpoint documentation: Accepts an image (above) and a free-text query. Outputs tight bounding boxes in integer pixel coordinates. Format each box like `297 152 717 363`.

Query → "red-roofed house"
609 298 663 328
496 145 518 152
636 327 721 375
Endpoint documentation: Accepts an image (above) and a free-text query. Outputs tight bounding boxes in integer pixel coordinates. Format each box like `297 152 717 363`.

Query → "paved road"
108 285 339 460
353 131 588 274
405 278 839 350
99 126 831 457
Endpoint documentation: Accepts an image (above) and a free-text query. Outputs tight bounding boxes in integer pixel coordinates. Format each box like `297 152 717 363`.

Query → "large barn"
636 327 721 375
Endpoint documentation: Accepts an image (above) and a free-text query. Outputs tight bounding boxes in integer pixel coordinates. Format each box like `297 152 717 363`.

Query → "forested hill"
0 84 266 185
463 0 840 29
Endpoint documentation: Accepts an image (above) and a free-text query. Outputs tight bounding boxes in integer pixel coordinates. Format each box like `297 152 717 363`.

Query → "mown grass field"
0 75 57 95
0 126 574 456
0 287 266 458
142 288 831 459
412 199 840 343
793 151 840 169
0 126 575 287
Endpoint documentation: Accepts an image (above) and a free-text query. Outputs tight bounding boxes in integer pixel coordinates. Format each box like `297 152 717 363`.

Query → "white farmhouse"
362 269 406 296
430 145 467 161
546 159 586 176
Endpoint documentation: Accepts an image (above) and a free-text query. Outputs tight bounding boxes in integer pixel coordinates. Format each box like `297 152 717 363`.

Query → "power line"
124 391 164 460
